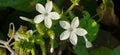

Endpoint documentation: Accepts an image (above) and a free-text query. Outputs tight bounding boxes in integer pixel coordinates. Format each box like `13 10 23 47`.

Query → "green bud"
48 30 55 39
35 24 44 36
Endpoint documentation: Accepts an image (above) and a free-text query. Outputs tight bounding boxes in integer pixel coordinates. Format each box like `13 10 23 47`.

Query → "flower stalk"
65 0 80 14
31 48 35 55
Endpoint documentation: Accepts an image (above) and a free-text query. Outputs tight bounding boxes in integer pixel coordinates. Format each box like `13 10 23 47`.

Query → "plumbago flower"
59 17 92 48
34 1 60 28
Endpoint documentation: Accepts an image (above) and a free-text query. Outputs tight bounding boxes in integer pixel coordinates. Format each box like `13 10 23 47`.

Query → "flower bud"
50 47 54 53
85 41 92 48
48 30 55 39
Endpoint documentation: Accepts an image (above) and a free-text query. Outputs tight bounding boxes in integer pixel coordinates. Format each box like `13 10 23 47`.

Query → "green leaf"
110 45 120 55
80 0 98 15
53 0 64 8
0 0 46 12
89 47 112 55
80 11 99 41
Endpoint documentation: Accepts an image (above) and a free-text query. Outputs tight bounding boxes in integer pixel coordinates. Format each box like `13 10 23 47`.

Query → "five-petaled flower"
59 17 89 46
34 1 60 28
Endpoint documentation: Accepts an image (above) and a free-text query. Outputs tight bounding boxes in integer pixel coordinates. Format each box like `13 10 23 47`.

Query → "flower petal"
34 15 44 24
36 3 45 13
45 1 52 13
75 28 88 36
71 17 79 28
44 16 52 28
60 31 70 40
59 21 70 29
49 12 60 20
69 32 78 45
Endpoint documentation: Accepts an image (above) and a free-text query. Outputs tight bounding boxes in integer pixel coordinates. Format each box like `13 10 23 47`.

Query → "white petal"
60 31 70 40
44 16 52 28
71 17 79 28
49 12 60 20
75 28 88 36
69 32 78 45
59 21 70 29
45 1 52 13
36 3 45 13
34 15 44 24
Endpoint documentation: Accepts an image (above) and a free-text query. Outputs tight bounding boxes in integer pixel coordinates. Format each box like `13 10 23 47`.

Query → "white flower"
59 17 88 45
34 1 60 28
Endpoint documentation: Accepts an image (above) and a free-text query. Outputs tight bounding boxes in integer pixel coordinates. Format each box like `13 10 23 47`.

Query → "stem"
97 0 107 22
37 39 46 55
0 45 5 48
7 22 15 44
40 42 46 55
5 44 16 55
19 48 23 55
7 36 14 45
53 3 61 14
65 3 76 14
50 38 54 53
83 35 88 42
58 50 62 55
31 48 35 55
0 40 17 55
0 40 6 45
47 0 49 2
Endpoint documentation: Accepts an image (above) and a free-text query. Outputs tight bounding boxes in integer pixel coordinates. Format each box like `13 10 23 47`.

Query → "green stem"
65 3 76 15
41 45 46 55
37 39 46 55
31 48 35 55
97 0 107 22
53 3 61 14
19 48 23 55
47 0 49 2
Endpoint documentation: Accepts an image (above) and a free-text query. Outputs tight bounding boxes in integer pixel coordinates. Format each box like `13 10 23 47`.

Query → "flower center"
44 13 49 16
68 28 74 32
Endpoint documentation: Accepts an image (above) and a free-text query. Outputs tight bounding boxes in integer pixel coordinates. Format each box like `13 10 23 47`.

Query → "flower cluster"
17 1 92 53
